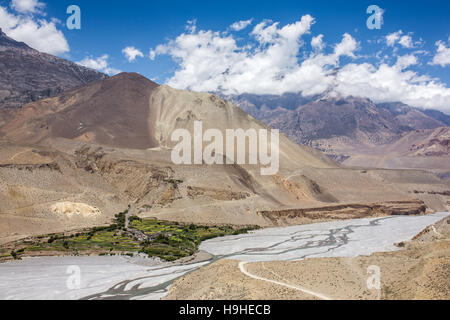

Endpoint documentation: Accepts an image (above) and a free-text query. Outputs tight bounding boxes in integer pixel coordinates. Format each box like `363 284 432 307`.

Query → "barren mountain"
0 28 107 110
343 127 450 178
231 94 450 168
0 72 333 168
268 96 410 145
0 73 448 244
377 102 450 130
1 73 160 149
224 92 316 119
231 94 450 132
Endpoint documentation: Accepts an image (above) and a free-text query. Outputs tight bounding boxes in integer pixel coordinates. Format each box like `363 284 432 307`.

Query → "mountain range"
229 93 450 175
0 29 449 244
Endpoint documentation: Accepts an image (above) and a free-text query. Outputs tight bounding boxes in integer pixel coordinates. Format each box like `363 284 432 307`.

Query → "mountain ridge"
0 28 32 51
230 93 450 167
0 29 108 109
0 72 448 243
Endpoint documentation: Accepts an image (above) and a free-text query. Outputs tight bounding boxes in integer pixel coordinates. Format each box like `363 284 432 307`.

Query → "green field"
4 212 258 262
131 218 257 261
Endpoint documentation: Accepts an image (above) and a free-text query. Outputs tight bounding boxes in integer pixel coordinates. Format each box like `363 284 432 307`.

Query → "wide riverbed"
0 212 448 300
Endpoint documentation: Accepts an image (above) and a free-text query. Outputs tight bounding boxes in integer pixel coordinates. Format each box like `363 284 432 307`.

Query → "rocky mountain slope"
0 73 448 244
0 28 107 110
224 92 315 119
231 94 450 168
268 96 410 146
409 127 450 157
0 72 333 169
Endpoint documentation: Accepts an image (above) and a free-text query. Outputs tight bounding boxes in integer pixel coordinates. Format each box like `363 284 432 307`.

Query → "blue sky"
1 0 450 112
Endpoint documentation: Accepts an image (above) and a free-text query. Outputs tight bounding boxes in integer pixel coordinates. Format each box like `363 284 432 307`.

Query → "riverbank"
1 213 448 300
165 214 450 300
0 212 258 263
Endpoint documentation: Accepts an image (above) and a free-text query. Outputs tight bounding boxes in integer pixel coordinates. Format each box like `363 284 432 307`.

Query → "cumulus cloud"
334 33 358 58
429 39 450 67
386 31 401 47
150 17 450 113
395 54 418 70
311 34 324 51
122 46 144 62
230 19 253 31
150 15 348 96
11 0 45 14
77 55 121 75
334 61 450 112
398 35 413 48
0 3 69 55
386 30 415 48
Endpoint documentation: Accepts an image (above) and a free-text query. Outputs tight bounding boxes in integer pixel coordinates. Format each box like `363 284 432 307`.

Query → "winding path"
1 212 447 300
238 261 333 300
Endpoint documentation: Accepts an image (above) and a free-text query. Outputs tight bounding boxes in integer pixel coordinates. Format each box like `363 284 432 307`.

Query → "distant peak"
0 29 32 50
112 72 144 79
109 72 160 86
0 28 9 39
315 91 374 105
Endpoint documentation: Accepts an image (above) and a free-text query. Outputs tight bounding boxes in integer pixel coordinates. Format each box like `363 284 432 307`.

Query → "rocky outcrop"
272 174 338 203
0 162 61 172
259 200 428 226
413 190 450 196
74 147 175 204
409 127 450 157
187 186 250 201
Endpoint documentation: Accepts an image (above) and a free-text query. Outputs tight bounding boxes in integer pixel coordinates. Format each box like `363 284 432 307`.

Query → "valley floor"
0 212 448 300
165 215 450 300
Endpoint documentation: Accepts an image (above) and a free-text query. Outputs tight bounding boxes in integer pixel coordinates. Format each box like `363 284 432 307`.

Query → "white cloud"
186 19 197 33
150 17 450 113
11 0 44 14
429 40 450 67
77 55 121 75
395 54 418 70
149 49 156 61
0 4 69 55
334 61 450 113
311 34 324 51
122 46 144 62
334 33 358 58
398 35 413 48
386 30 415 48
150 16 357 96
386 31 401 47
230 19 253 31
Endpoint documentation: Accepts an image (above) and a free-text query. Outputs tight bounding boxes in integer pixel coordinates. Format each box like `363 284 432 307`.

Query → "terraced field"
1 211 258 262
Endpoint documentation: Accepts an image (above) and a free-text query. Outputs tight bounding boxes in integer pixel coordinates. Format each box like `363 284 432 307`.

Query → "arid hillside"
231 94 450 173
0 73 449 244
